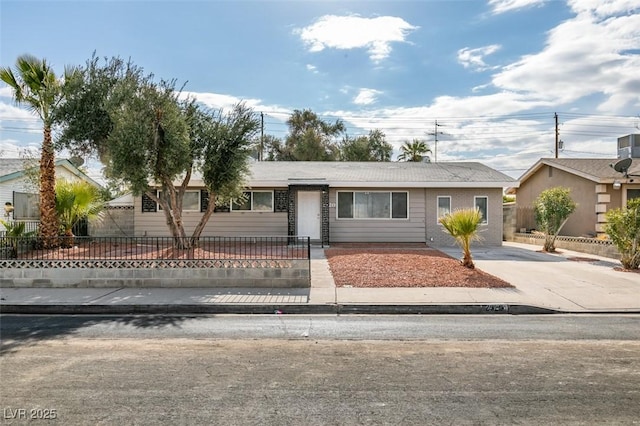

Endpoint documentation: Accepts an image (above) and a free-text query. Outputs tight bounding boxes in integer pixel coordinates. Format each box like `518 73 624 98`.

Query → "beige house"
134 161 517 246
512 135 640 237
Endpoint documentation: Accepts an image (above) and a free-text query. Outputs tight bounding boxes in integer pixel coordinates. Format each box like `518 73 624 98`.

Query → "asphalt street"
2 314 640 342
1 315 639 425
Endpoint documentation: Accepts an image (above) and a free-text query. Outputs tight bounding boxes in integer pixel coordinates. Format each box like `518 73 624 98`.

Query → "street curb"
0 303 565 315
3 304 638 315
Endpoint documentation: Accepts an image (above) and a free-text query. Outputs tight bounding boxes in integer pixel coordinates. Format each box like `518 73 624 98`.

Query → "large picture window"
232 191 273 212
437 196 451 220
337 191 408 219
474 196 488 224
158 190 200 211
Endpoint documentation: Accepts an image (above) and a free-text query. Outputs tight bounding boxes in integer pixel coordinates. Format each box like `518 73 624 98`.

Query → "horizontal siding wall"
425 188 503 247
329 188 426 243
134 196 288 237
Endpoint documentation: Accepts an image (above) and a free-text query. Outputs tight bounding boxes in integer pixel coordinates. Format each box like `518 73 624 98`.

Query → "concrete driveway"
435 241 640 312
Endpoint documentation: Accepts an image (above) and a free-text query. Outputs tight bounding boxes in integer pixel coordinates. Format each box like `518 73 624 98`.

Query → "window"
475 196 488 224
628 189 640 201
232 191 273 212
158 190 200 211
337 191 408 219
437 196 451 220
13 192 39 220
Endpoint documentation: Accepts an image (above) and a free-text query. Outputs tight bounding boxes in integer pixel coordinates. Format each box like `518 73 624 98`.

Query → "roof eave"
247 180 517 188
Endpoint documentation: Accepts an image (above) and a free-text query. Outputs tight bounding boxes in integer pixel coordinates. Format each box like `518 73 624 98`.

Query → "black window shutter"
274 190 288 212
201 189 209 212
141 192 157 212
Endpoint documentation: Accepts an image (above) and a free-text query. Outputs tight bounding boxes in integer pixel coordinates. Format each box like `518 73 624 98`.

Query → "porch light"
613 180 622 190
4 202 13 218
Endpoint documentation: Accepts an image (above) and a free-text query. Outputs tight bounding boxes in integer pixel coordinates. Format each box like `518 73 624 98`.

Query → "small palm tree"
0 55 75 248
439 208 483 269
397 139 432 162
55 179 104 247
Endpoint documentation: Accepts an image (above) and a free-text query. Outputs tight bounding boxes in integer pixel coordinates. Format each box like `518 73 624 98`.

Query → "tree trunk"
60 228 74 249
461 250 475 269
543 235 556 252
39 127 59 249
190 190 216 247
144 190 190 249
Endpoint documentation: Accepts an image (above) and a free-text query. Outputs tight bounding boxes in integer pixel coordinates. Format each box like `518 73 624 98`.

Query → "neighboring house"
0 158 102 221
512 135 640 237
134 161 517 246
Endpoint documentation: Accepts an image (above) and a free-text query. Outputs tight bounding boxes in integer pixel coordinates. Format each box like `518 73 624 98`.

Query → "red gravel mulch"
325 245 513 288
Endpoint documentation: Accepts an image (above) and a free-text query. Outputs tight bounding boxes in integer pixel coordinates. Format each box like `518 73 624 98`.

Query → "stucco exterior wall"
516 165 599 237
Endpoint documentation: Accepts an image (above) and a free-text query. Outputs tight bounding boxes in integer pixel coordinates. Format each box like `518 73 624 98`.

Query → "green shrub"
605 198 640 270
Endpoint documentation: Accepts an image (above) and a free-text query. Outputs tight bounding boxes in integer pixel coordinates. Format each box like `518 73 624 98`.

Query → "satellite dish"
612 158 632 174
69 156 84 167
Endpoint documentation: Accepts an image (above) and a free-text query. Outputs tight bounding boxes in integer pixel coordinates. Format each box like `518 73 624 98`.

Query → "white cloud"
294 15 418 62
490 2 640 113
180 91 291 116
568 0 640 19
0 102 42 123
353 88 382 105
488 0 547 15
457 44 501 71
306 64 318 73
0 86 15 98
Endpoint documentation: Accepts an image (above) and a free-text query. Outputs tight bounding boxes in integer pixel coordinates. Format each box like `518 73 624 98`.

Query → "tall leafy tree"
261 135 292 161
284 109 345 161
439 208 483 269
340 130 392 161
0 55 75 247
368 129 393 161
397 139 432 162
54 56 259 247
534 187 577 252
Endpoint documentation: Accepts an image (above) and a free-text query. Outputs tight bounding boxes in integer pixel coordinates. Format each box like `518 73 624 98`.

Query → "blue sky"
1 0 639 182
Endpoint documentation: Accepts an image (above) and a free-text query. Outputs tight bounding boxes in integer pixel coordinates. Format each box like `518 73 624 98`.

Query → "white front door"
297 191 321 240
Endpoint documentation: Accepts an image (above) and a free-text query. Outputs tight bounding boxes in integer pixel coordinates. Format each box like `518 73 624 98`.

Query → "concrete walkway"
1 242 639 314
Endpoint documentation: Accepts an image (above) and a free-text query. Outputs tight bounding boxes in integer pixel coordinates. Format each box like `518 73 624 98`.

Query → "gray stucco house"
134 161 518 246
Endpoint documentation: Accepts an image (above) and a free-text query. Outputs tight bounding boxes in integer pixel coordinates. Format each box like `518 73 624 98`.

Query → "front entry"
297 191 321 240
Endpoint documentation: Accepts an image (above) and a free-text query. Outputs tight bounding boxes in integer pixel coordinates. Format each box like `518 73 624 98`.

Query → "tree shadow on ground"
0 314 198 355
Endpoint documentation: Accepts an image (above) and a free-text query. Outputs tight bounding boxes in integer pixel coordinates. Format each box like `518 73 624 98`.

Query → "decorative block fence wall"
0 236 311 289
511 233 619 259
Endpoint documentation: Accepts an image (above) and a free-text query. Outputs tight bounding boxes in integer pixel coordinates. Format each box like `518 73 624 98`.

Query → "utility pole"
427 120 445 162
260 112 264 161
555 112 559 159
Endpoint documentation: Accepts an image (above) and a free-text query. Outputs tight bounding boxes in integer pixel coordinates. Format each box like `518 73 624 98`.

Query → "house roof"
0 158 103 188
188 161 518 189
516 158 640 185
106 192 134 206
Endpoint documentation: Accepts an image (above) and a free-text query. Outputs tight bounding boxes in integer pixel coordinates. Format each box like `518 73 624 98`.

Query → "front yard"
325 244 512 288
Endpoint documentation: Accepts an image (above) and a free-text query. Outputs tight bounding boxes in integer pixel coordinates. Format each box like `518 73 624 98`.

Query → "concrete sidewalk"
1 242 639 314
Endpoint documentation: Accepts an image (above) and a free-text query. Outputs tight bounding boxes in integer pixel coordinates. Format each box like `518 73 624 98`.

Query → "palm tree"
397 139 432 162
55 179 104 247
0 55 71 248
439 208 483 269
